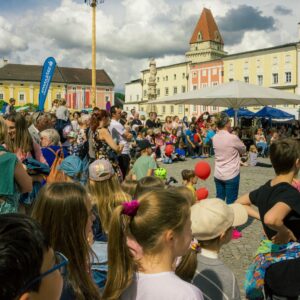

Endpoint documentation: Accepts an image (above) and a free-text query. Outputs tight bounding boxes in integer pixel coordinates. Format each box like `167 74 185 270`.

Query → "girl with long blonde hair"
103 189 203 300
32 182 100 300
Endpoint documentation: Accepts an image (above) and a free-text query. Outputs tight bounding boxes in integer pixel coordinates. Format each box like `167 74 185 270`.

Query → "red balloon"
194 161 211 180
196 187 209 201
165 144 174 156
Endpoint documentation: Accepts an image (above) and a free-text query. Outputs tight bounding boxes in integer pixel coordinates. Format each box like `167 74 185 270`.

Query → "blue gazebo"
254 106 295 120
223 107 255 118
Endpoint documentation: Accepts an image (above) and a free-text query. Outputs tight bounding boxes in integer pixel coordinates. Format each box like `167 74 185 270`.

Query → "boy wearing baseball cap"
131 139 157 180
191 198 248 300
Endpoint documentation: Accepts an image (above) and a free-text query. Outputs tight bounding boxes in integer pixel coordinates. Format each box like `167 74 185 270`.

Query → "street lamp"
84 0 105 107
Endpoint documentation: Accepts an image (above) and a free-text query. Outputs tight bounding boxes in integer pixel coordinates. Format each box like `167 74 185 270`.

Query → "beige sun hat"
191 198 248 240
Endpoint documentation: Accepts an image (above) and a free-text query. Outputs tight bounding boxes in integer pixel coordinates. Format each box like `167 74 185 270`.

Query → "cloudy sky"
0 0 299 91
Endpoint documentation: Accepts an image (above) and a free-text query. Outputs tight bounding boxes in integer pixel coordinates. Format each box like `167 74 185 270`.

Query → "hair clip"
122 200 140 217
190 239 201 253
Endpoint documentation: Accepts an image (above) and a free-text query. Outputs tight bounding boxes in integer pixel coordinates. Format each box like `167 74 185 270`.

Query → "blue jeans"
214 174 240 204
256 142 268 156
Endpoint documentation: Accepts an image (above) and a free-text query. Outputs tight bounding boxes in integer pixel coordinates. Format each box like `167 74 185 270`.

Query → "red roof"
190 8 224 45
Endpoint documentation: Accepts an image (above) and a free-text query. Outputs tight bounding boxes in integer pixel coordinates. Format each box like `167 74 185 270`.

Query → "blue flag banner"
38 57 57 111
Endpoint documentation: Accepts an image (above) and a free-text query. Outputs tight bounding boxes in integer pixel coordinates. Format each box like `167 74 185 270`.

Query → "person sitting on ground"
0 213 65 300
236 138 300 299
0 117 32 214
32 182 101 300
254 128 268 157
131 139 157 180
188 198 247 300
103 189 203 300
181 169 197 201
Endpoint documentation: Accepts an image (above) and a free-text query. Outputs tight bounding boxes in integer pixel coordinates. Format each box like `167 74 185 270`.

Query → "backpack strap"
46 147 64 159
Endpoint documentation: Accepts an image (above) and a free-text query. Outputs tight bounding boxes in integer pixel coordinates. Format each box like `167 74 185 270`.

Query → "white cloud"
0 16 28 56
0 0 299 90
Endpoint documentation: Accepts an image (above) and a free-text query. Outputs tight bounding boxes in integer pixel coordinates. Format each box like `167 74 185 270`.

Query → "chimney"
0 58 8 68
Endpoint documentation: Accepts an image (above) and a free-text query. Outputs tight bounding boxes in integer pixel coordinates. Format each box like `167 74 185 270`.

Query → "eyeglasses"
20 252 68 294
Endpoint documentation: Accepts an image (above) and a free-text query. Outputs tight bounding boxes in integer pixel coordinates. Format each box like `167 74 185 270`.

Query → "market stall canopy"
222 107 255 118
148 81 300 108
254 106 295 120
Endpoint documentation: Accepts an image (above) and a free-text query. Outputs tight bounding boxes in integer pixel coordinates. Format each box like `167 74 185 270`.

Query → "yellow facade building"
0 61 115 111
223 43 298 111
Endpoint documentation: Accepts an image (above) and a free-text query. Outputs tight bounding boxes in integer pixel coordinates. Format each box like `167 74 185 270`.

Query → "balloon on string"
165 144 174 157
194 161 211 180
196 187 209 201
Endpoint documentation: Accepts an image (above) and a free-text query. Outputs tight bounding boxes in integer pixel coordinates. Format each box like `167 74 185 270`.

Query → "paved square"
163 157 275 298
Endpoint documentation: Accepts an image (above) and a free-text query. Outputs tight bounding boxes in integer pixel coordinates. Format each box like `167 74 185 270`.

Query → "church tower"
186 8 227 63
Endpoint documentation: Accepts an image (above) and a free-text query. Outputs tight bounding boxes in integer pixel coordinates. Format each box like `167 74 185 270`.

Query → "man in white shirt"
109 105 133 178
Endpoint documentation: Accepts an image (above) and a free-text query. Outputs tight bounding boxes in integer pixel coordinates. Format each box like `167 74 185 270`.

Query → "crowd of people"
0 98 300 300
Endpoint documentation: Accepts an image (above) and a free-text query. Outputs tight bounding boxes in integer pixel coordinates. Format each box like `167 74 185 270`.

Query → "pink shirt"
212 130 246 181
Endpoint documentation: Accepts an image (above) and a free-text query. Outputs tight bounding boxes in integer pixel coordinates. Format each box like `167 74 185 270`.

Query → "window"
202 83 208 88
229 64 234 72
257 75 263 86
179 105 183 114
144 90 147 97
56 93 62 99
174 74 176 80
229 78 234 82
193 105 197 112
221 71 224 76
272 57 278 66
157 88 160 96
173 87 177 94
202 70 207 76
192 72 197 78
213 106 217 111
244 76 249 83
105 88 110 92
162 106 166 113
171 106 174 113
144 79 146 84
182 73 185 79
212 68 217 75
197 31 202 41
272 73 278 84
141 107 144 112
136 95 139 101
165 75 168 81
157 77 160 82
19 93 25 101
165 87 169 96
130 95 132 101
193 85 197 90
182 86 186 93
212 82 218 86
244 61 249 70
0 93 3 100
285 72 292 83
284 104 289 107
203 106 208 111
105 96 110 102
285 55 291 64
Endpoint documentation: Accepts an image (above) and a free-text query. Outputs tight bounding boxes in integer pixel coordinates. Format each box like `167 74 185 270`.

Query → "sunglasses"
19 252 68 295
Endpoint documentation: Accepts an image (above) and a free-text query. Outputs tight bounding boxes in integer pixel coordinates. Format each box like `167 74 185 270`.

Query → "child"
132 139 157 180
170 128 178 146
190 198 247 299
32 183 101 299
236 138 300 299
134 175 165 198
121 179 138 199
0 213 64 300
103 189 203 300
248 144 258 167
182 169 197 201
154 128 166 160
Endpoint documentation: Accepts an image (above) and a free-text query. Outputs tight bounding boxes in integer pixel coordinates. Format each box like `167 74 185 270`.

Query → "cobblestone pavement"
162 157 275 299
